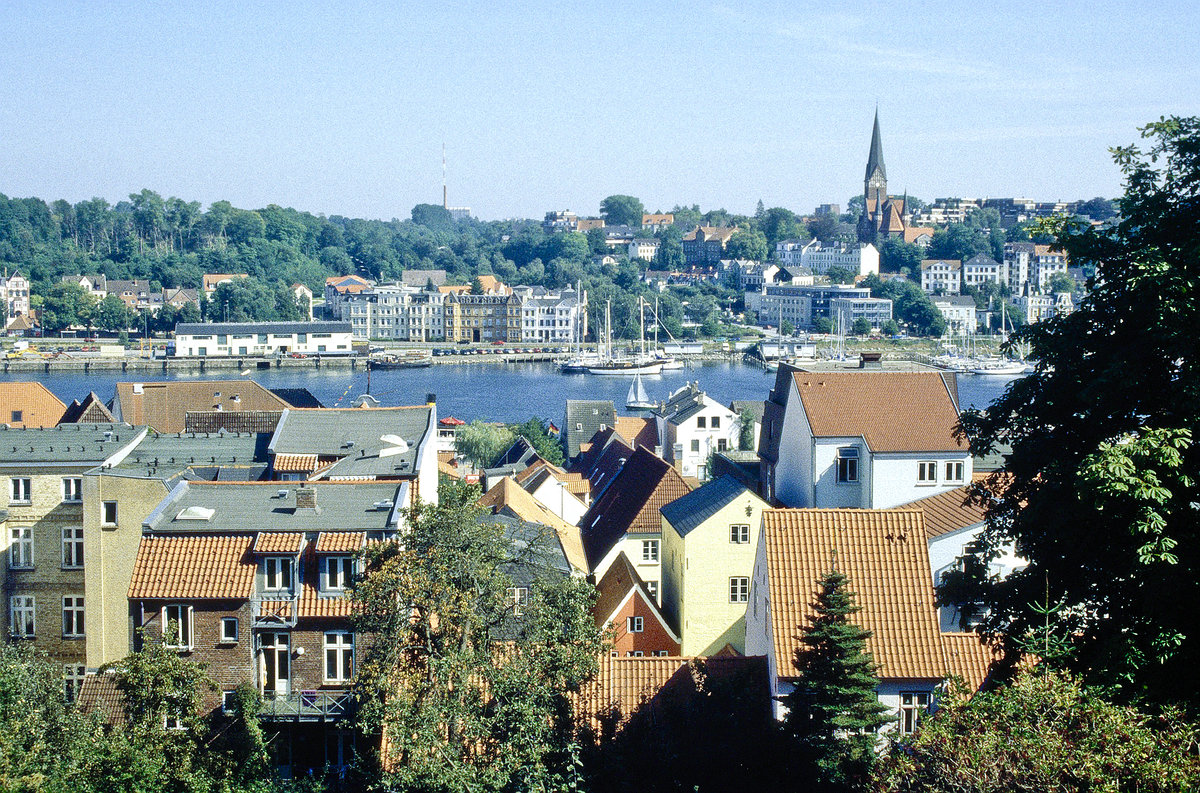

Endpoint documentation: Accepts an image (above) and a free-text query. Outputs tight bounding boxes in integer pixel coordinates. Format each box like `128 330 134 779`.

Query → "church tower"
859 109 890 242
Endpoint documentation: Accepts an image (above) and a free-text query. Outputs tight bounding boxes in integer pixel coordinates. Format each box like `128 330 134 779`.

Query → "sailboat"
587 298 663 375
625 372 656 410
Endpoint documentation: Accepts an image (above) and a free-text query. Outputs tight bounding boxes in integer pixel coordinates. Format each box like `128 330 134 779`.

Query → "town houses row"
324 272 587 344
3 359 1016 773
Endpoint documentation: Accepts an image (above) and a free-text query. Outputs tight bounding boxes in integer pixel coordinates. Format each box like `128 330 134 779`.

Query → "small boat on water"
625 372 656 410
368 351 433 370
588 359 663 376
969 358 1027 376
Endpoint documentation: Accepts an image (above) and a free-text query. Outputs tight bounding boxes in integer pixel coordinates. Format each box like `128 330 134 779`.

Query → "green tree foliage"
351 480 605 791
1047 272 1075 294
758 207 805 250
874 671 1200 792
738 408 757 451
926 223 991 263
0 643 90 789
783 568 888 792
40 281 97 333
878 238 923 274
454 420 516 469
95 294 132 332
812 317 833 334
599 195 644 228
410 203 454 232
954 117 1200 706
652 231 684 270
825 266 856 285
807 213 842 244
724 228 769 261
852 317 873 336
881 319 900 336
507 417 565 467
1075 196 1119 221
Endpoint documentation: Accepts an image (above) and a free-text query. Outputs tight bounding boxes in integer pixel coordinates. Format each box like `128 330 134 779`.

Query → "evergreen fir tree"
783 565 889 792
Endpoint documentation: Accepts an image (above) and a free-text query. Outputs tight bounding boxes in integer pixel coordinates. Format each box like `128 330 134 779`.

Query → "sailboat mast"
639 296 645 358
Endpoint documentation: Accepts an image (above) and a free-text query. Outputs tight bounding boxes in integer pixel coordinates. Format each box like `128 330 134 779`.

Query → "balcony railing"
259 690 353 722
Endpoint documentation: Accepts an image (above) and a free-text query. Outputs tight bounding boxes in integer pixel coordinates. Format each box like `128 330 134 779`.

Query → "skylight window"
175 506 215 521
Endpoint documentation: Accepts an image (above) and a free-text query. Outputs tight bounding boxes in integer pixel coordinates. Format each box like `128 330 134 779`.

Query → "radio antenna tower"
442 142 448 210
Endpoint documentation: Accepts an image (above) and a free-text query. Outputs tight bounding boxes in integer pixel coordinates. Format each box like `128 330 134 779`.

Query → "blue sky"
2 2 1196 221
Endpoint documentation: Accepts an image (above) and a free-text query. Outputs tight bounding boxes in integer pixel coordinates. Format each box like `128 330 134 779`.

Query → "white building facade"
173 321 354 356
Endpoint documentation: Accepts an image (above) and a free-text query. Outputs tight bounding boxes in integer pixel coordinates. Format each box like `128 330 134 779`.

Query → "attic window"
176 506 215 521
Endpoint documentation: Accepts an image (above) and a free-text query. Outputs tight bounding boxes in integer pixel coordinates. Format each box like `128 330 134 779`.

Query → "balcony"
259 690 353 722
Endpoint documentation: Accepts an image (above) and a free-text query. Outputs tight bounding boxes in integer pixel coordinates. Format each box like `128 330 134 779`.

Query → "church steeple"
865 108 886 183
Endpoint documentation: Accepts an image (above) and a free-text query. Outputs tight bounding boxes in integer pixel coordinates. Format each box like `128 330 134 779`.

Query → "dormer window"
323 557 355 592
263 557 294 592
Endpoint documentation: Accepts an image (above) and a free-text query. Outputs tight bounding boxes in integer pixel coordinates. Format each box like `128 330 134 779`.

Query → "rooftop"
103 429 270 481
0 382 66 428
268 405 433 479
660 475 761 538
0 423 145 466
143 481 406 534
112 380 292 433
897 485 988 539
478 477 586 573
762 508 944 680
790 370 964 453
175 321 352 335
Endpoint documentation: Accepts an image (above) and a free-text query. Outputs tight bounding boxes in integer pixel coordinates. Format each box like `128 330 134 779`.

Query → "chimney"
426 393 437 405
295 487 319 512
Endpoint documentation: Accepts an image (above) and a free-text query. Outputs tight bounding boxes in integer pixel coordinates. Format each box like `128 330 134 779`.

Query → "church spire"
865 107 886 182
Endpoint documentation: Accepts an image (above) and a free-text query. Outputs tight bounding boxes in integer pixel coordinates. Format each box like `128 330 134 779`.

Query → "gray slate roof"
729 400 765 425
269 406 434 479
564 400 615 461
143 481 406 533
106 430 271 481
175 321 352 335
660 475 749 538
0 424 144 466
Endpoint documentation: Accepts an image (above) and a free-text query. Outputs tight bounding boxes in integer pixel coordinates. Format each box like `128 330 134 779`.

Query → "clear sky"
2 2 1197 221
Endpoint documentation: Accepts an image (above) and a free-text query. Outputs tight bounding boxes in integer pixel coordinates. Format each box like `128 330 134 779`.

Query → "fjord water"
1 361 1016 423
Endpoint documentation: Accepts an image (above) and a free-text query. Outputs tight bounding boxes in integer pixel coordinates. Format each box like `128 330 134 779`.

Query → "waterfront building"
398 269 447 288
759 368 969 508
961 254 1004 289
829 295 893 331
798 240 880 277
745 284 877 330
654 382 740 481
173 321 354 357
932 295 977 334
1 270 31 319
323 275 374 320
513 285 587 344
107 279 164 313
201 273 249 295
659 476 769 656
920 259 962 294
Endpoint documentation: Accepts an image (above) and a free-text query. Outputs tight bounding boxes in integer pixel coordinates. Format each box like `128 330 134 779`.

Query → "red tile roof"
791 371 964 453
252 532 304 554
128 535 255 599
762 508 945 680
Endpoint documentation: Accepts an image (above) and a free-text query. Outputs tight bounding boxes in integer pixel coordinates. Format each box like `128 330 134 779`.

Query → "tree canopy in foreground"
955 116 1200 706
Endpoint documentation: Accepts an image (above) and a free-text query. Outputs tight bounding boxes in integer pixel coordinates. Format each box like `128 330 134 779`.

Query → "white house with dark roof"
760 367 970 509
174 321 353 357
654 382 740 480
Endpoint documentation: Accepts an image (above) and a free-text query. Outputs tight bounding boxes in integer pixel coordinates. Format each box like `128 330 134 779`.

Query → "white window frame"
507 586 529 616
711 416 720 429
101 501 118 526
10 477 31 504
917 461 938 485
627 616 644 633
62 596 85 638
729 577 749 603
9 527 34 569
836 448 859 483
696 416 706 429
324 631 354 683
322 556 355 592
899 691 930 734
10 595 35 638
62 478 83 503
944 460 965 483
641 540 659 563
730 524 750 544
220 616 239 643
162 604 194 650
221 690 237 715
64 664 86 703
263 557 294 592
61 527 84 569
645 580 658 600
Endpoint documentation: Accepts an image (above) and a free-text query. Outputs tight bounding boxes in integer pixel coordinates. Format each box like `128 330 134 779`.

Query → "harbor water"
1 361 1020 424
